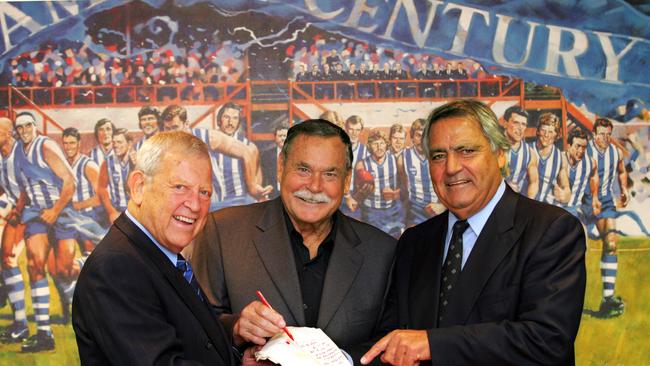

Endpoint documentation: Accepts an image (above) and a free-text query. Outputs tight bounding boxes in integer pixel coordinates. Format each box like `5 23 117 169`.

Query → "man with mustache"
357 130 404 238
193 119 396 364
212 102 265 209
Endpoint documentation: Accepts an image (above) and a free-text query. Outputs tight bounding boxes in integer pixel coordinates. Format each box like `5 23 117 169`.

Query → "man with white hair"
73 131 235 364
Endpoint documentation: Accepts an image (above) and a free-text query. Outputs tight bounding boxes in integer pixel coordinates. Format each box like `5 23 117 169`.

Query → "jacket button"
205 341 213 350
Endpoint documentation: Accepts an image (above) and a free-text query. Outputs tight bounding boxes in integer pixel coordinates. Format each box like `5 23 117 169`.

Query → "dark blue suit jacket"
72 213 235 365
393 186 586 365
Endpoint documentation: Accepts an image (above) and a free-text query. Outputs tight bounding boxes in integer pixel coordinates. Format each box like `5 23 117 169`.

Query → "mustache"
293 189 332 204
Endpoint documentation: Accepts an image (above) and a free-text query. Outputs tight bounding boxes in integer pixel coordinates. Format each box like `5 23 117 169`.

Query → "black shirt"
283 208 337 328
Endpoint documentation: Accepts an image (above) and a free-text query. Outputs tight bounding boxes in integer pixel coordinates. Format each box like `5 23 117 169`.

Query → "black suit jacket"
393 186 586 365
260 147 280 199
72 213 235 366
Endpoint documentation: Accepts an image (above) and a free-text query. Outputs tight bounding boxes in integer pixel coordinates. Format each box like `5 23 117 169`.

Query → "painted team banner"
1 0 649 117
0 0 648 364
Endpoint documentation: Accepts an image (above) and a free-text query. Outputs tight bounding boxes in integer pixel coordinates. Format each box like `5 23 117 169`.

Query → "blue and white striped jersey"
403 147 437 205
0 141 24 206
532 142 563 204
362 153 399 209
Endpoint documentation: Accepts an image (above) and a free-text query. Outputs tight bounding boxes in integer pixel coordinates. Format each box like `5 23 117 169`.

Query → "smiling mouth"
446 180 470 187
298 197 325 204
173 215 196 224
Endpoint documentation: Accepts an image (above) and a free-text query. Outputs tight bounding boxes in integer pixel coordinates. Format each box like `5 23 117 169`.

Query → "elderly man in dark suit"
362 100 586 366
72 131 235 365
193 119 396 364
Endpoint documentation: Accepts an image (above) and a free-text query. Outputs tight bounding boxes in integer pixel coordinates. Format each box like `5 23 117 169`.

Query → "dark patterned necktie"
438 220 469 322
176 254 203 301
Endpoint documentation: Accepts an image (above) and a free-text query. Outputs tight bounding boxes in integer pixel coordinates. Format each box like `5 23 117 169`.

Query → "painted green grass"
0 253 79 364
576 237 650 365
1 237 648 365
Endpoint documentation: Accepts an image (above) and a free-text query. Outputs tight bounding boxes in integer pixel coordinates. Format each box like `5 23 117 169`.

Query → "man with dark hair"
193 119 396 364
317 63 334 99
388 123 406 159
586 117 629 317
73 131 236 365
62 126 108 231
294 64 308 82
503 106 539 198
415 62 432 97
341 115 367 220
89 118 115 166
362 100 585 366
212 103 265 209
563 128 600 221
97 128 133 223
260 122 289 199
60 127 108 322
134 106 160 152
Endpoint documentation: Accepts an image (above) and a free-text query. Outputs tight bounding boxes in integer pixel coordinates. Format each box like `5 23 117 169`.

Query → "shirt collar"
282 204 338 250
447 180 506 237
125 209 178 266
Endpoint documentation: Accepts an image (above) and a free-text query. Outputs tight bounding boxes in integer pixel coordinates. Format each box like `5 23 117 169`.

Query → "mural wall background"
0 0 648 364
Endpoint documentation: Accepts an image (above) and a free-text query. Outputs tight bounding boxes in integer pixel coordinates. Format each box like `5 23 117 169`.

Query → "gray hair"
136 131 210 178
423 100 510 158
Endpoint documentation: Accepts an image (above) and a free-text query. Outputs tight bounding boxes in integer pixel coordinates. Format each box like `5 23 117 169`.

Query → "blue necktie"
176 254 203 301
438 220 469 322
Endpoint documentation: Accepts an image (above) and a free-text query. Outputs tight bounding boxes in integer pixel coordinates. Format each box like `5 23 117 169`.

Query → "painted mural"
0 0 648 364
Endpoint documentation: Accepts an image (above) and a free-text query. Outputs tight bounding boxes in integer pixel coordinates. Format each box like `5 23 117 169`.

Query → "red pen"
256 290 295 342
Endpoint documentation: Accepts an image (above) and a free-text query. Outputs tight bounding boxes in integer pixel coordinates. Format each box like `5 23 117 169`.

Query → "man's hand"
354 183 374 200
40 207 59 225
345 195 358 212
361 330 430 366
242 346 276 366
592 197 602 217
620 190 629 208
129 150 138 166
425 202 444 217
233 301 287 347
553 184 570 204
251 185 274 200
6 208 21 226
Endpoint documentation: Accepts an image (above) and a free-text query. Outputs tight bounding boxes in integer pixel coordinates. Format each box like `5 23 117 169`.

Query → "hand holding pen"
256 290 295 342
232 291 289 347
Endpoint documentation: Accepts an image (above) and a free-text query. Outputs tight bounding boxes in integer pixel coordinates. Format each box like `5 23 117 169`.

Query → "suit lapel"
252 199 305 325
409 213 447 329
115 214 232 365
317 212 363 330
442 187 522 326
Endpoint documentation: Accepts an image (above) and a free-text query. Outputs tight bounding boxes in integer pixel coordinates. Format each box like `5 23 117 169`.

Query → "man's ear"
343 169 352 195
128 170 146 205
497 148 506 170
